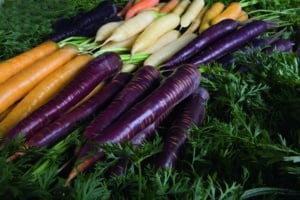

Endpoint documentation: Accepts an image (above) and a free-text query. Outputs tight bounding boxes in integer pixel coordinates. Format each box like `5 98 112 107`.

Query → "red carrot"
125 0 160 19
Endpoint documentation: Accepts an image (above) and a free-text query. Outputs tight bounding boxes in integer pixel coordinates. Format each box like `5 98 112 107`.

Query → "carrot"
117 0 136 17
84 66 161 139
125 0 160 20
104 10 159 44
180 0 205 28
182 6 207 35
199 2 225 33
172 0 191 16
66 64 201 184
160 0 179 13
4 52 122 141
155 87 209 169
237 10 249 22
0 41 58 84
101 34 139 51
144 33 197 67
131 12 180 54
0 45 78 115
0 103 17 123
94 21 123 42
210 2 242 25
140 29 181 54
0 54 92 136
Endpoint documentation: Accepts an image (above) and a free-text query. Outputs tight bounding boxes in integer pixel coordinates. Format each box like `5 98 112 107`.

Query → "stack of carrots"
0 0 294 186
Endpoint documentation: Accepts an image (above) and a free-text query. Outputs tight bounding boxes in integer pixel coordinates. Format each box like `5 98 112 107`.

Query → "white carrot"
180 0 205 28
144 33 197 67
131 13 180 54
104 10 159 44
140 29 181 54
94 21 123 42
172 0 191 16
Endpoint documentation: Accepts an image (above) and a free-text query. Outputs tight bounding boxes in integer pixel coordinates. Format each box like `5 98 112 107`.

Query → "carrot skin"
68 64 201 181
263 39 294 53
155 87 209 169
84 65 162 139
0 45 78 115
189 20 271 66
210 2 242 25
161 19 238 68
5 52 122 141
0 41 58 84
125 0 159 19
0 54 93 135
26 73 132 148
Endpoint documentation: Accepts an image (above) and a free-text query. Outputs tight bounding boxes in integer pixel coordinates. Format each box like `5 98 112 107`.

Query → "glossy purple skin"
94 64 201 144
189 20 270 66
263 39 294 53
5 52 122 141
161 19 238 69
84 65 162 139
26 73 132 148
76 64 202 168
155 87 209 169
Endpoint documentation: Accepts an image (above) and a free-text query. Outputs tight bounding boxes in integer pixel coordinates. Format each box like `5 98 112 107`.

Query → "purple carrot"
188 20 272 66
5 52 122 141
84 65 162 139
65 64 202 184
25 73 132 148
263 39 294 53
107 109 172 177
161 19 239 69
155 87 209 169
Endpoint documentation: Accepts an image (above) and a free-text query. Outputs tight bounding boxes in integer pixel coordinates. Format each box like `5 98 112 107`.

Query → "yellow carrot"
237 10 249 22
210 2 242 25
0 45 78 114
199 2 225 33
172 0 191 16
180 0 205 28
0 54 92 135
0 41 58 84
131 13 180 54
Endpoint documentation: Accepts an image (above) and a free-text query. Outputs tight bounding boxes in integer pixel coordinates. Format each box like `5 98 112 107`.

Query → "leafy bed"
0 0 299 200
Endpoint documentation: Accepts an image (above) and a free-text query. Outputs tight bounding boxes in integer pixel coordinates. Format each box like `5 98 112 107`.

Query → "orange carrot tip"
125 0 160 20
160 0 179 13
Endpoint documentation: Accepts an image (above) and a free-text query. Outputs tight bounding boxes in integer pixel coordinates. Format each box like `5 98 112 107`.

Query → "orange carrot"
0 41 58 84
0 54 91 135
0 103 17 123
199 2 225 33
0 45 78 114
237 10 249 22
125 0 160 19
160 0 179 13
210 2 242 25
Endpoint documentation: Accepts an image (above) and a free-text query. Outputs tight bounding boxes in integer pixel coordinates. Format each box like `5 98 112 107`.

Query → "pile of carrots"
0 0 296 186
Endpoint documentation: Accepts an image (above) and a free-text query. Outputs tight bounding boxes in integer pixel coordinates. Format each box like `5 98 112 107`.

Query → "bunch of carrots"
0 0 296 186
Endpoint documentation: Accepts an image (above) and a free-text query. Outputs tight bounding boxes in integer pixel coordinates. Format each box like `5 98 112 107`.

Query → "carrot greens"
0 0 300 199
